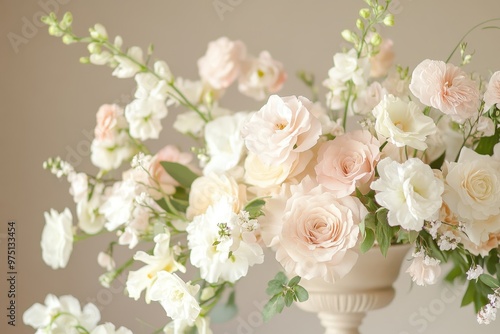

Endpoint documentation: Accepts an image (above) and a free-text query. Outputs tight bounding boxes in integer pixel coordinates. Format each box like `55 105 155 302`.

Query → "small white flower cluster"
478 291 500 325
23 294 132 334
466 265 484 281
43 156 74 178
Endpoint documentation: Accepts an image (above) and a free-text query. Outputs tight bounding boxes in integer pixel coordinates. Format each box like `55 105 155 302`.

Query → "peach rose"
315 130 380 197
409 59 480 123
197 37 246 90
275 177 367 283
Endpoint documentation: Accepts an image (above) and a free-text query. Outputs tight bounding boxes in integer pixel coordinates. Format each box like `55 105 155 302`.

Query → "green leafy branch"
262 272 309 322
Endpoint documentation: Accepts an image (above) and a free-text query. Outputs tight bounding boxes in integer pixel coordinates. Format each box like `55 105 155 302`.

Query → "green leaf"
429 151 446 169
284 291 294 307
445 265 463 283
244 198 267 218
273 272 288 285
475 124 500 155
263 294 285 322
479 274 499 289
294 285 309 302
360 228 375 253
160 161 199 188
266 280 283 296
288 276 301 287
461 281 476 307
375 210 392 257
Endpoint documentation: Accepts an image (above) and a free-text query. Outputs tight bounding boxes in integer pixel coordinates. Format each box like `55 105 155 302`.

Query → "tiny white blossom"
466 265 484 280
438 231 461 251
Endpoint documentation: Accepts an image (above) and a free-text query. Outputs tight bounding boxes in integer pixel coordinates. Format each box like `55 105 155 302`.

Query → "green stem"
445 18 500 63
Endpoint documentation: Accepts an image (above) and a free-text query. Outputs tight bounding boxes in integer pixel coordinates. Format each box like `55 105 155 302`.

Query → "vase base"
318 312 365 334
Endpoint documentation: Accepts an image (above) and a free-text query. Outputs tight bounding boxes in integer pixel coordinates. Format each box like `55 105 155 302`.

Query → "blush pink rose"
409 59 480 123
238 51 287 100
149 145 195 198
275 177 367 283
241 95 322 166
197 37 246 90
483 71 500 111
94 104 125 141
315 130 381 197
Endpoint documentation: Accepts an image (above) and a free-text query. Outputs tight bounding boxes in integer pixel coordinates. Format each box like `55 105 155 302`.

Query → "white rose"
149 271 201 326
41 208 74 269
204 112 249 175
373 94 437 150
187 173 246 219
406 251 441 286
371 158 444 231
443 147 500 223
241 95 321 165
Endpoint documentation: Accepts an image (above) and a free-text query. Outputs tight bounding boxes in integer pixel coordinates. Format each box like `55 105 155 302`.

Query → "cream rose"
186 173 246 219
275 177 367 283
443 147 500 223
406 251 441 286
373 94 437 151
197 37 246 90
241 95 321 166
315 130 380 197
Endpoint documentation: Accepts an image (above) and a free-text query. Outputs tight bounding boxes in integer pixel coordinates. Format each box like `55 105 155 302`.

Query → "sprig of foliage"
262 272 309 322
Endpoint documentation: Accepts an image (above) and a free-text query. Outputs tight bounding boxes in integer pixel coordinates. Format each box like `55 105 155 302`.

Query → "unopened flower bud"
59 12 73 29
62 34 75 45
88 42 102 54
341 29 356 43
370 33 382 46
356 18 365 31
359 8 370 19
383 14 395 26
79 57 90 64
90 23 108 40
48 25 63 37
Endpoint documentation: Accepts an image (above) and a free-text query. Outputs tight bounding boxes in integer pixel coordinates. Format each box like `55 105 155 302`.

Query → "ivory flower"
409 59 480 122
149 271 201 326
406 251 441 286
112 46 144 78
371 158 443 231
373 94 437 150
241 95 321 165
41 208 74 269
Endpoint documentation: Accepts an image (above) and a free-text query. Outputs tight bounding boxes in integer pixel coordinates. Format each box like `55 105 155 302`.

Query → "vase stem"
318 312 365 334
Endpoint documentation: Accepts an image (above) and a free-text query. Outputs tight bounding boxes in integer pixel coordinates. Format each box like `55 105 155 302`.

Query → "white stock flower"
91 132 134 171
326 48 369 86
112 46 144 78
68 172 88 203
149 271 201 326
241 95 321 166
126 233 185 303
125 97 168 140
406 251 441 286
187 198 264 283
372 94 437 150
101 178 137 231
203 112 249 175
90 323 133 334
41 208 74 269
77 184 106 234
466 265 484 280
443 148 500 243
371 158 443 231
23 294 100 332
174 105 231 136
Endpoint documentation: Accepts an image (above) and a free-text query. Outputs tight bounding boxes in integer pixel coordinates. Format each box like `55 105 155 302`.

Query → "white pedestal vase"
296 244 411 334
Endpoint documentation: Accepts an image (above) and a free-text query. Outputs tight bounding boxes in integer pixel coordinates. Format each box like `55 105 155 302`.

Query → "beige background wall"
2 0 500 333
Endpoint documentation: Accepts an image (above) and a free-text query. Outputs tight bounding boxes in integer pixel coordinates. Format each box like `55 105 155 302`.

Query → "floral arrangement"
23 0 500 333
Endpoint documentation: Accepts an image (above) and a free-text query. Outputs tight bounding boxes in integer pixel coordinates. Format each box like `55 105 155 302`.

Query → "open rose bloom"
31 3 500 333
